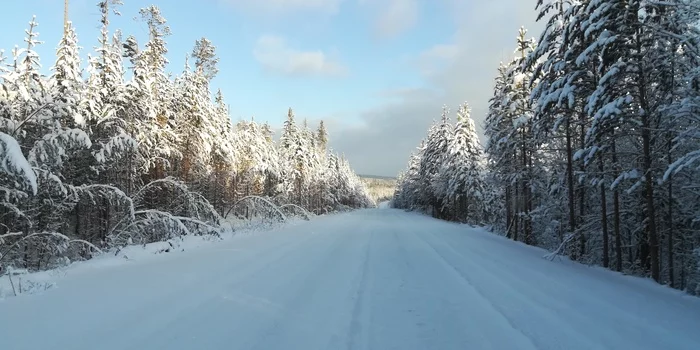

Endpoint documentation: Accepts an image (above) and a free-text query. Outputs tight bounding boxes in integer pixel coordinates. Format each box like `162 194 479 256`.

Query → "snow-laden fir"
0 2 373 276
395 0 700 295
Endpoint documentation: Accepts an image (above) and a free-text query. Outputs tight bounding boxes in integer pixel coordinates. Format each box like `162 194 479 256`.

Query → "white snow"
2 209 700 349
0 132 37 194
513 72 528 86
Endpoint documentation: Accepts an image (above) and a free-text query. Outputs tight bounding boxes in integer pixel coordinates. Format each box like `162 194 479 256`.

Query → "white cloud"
413 43 461 77
419 44 460 61
220 0 344 14
359 0 419 39
376 87 436 100
253 35 348 77
328 0 544 176
376 0 419 38
429 2 544 136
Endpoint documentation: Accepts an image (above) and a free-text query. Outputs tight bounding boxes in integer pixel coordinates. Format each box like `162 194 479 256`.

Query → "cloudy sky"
2 0 542 177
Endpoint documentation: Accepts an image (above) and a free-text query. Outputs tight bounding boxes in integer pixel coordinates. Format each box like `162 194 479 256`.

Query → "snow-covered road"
2 208 700 350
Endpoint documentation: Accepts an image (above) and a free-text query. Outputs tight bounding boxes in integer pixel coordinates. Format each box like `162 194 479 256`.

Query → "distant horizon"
359 174 397 180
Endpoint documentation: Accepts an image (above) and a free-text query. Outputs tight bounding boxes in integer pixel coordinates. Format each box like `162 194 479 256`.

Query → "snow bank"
0 217 307 299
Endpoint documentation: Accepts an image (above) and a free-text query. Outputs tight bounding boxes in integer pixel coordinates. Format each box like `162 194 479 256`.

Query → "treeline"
361 177 397 203
0 2 372 273
394 0 700 294
393 103 488 224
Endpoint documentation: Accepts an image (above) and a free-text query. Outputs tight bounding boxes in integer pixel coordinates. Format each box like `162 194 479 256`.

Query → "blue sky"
1 0 540 177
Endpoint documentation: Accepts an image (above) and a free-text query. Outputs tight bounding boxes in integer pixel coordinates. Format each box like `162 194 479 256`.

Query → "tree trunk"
514 175 519 242
566 118 577 240
522 137 532 245
527 149 534 245
667 137 674 287
680 244 686 290
505 185 512 238
599 155 609 268
578 112 587 259
612 134 623 272
641 110 659 280
636 29 659 282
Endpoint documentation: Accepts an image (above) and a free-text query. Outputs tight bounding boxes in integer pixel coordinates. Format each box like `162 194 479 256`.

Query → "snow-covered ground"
2 209 700 349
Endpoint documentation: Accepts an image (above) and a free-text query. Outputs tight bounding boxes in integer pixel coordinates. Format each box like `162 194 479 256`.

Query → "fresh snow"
2 209 700 350
0 132 37 194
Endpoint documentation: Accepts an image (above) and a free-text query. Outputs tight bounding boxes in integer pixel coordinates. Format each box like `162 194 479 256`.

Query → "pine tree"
420 107 453 218
173 57 214 183
484 28 539 243
393 142 425 211
0 5 373 276
316 120 328 153
51 22 84 128
484 62 516 236
191 37 219 83
440 102 486 223
279 108 304 204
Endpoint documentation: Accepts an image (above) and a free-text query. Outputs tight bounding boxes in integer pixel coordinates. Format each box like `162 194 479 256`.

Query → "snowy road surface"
2 208 700 350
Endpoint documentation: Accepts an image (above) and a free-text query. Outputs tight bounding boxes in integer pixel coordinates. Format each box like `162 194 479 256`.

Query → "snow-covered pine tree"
234 118 278 201
312 120 330 212
484 62 515 235
173 56 214 184
316 120 328 153
83 29 135 191
122 29 179 184
420 107 454 218
529 0 580 256
528 0 602 261
484 27 539 244
574 0 700 282
208 89 236 213
260 121 281 198
510 27 539 245
138 5 179 182
660 0 700 291
300 119 321 210
501 0 700 291
439 102 486 224
191 37 219 83
87 0 134 192
6 17 99 269
50 21 84 128
278 108 304 205
0 4 373 275
392 142 425 211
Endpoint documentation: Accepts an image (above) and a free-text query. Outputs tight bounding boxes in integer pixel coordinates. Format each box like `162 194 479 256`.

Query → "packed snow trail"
2 209 700 350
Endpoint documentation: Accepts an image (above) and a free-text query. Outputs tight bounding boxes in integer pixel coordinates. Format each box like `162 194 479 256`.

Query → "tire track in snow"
345 228 373 350
5 209 700 350
419 228 597 350
370 211 536 349
76 228 323 350
431 227 694 350
406 227 542 350
243 229 356 350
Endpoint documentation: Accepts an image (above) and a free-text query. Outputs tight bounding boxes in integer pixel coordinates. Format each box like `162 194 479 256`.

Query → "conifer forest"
394 0 700 294
0 2 373 275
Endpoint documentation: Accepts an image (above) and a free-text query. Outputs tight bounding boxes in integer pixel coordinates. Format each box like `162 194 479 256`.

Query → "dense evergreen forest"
0 1 373 273
394 0 700 294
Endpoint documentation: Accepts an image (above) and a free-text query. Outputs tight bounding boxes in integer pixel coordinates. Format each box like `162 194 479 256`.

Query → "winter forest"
394 0 700 295
0 1 373 274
